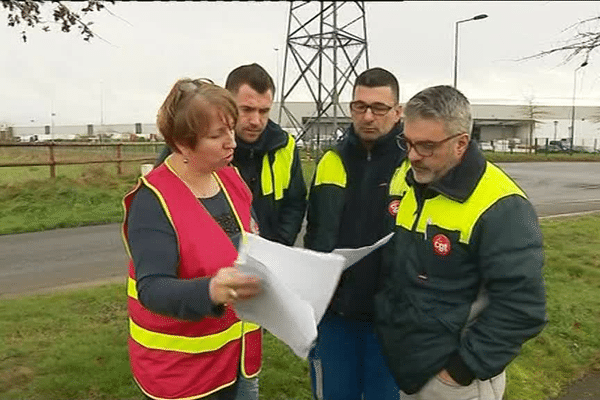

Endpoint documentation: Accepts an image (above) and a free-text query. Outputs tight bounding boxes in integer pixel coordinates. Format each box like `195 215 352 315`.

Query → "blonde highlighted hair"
157 78 238 151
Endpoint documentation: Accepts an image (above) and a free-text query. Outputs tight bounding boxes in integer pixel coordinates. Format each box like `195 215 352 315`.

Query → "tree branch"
519 15 600 65
2 0 115 42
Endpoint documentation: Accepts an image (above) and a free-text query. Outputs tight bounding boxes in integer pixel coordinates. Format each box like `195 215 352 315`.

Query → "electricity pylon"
277 1 369 156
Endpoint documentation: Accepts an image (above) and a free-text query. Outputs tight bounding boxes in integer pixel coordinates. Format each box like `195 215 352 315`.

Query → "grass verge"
0 214 599 399
0 160 316 236
0 165 139 235
0 283 312 400
504 213 600 399
484 151 600 163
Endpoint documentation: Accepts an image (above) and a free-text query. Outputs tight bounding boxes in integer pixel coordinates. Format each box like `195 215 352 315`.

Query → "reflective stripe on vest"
313 150 346 188
123 163 261 398
394 161 526 244
261 134 296 200
127 277 260 354
240 326 262 379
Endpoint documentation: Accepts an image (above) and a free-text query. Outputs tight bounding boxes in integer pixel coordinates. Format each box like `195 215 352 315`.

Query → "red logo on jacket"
432 234 451 256
388 200 400 216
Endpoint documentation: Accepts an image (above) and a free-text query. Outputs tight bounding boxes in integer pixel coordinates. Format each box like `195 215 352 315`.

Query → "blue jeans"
142 373 252 400
309 313 400 400
234 375 258 400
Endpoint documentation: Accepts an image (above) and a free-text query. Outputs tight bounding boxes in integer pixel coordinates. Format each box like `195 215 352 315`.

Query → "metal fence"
0 142 161 178
476 137 600 154
534 137 599 154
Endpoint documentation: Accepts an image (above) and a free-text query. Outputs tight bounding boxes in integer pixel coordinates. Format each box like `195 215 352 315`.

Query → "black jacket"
375 143 547 394
232 120 307 246
304 124 405 320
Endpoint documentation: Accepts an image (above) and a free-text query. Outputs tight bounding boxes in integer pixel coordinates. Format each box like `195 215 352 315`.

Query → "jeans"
309 313 400 400
142 374 242 400
234 375 259 400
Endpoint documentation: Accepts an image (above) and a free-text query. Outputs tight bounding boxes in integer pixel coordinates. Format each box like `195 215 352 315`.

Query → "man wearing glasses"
304 67 404 399
375 85 546 400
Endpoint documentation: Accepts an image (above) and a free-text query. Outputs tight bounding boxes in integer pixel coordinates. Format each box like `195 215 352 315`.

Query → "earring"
183 158 189 164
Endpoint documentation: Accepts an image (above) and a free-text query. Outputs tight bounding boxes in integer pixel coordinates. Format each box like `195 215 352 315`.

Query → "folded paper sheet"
333 233 394 271
234 232 394 358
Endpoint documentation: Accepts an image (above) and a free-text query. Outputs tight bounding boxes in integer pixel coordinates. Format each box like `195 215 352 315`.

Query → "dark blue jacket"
375 143 547 393
232 120 307 246
304 124 405 320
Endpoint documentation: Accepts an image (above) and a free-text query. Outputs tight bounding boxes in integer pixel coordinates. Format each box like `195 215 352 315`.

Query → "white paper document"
233 232 394 359
333 233 394 270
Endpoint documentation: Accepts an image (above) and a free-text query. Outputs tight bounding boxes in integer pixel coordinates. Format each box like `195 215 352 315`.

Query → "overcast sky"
2 1 599 127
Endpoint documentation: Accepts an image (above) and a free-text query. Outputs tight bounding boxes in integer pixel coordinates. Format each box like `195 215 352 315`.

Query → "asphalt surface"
497 162 600 217
0 223 128 298
0 161 599 398
1 161 600 298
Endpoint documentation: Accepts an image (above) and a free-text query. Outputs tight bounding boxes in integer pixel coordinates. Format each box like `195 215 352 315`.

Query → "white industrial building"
3 103 599 152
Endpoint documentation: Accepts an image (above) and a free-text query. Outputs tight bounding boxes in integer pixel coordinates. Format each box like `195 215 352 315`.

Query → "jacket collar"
406 140 487 203
343 123 403 156
235 119 288 155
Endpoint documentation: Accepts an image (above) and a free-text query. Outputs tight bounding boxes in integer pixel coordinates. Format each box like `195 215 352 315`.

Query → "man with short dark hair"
304 67 404 399
375 85 547 400
225 63 307 246
155 63 307 247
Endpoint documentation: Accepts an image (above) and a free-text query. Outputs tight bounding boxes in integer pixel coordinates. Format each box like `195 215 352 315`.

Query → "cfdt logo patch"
432 234 451 256
388 200 400 216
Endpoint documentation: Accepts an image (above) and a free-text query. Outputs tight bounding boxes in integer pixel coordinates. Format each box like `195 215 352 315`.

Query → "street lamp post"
453 13 488 88
570 60 588 154
51 112 56 142
274 47 281 124
50 98 56 142
274 47 280 92
100 80 104 143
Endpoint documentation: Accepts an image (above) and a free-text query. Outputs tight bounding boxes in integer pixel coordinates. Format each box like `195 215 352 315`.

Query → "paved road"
497 162 600 217
0 223 128 298
1 161 600 299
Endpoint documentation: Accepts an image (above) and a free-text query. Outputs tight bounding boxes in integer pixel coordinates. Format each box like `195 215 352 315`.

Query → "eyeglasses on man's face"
350 101 395 116
397 132 465 157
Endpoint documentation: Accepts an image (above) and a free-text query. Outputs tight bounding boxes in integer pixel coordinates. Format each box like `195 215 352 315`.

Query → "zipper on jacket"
268 152 276 201
423 218 431 240
411 187 428 282
367 150 372 162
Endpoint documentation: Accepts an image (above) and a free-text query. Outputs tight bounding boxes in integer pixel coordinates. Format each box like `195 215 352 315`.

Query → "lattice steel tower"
277 1 369 152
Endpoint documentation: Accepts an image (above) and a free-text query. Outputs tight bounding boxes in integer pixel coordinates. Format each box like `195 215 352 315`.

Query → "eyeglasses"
178 77 214 92
350 101 395 116
397 132 465 157
173 78 215 108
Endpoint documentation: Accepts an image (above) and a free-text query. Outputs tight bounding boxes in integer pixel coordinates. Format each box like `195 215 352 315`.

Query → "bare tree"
519 95 549 153
521 15 600 65
1 0 114 42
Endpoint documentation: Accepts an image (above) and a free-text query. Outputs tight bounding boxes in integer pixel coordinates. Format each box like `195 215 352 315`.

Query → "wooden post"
49 142 56 178
117 143 123 175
